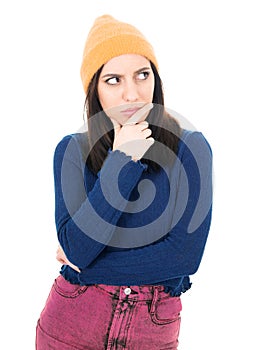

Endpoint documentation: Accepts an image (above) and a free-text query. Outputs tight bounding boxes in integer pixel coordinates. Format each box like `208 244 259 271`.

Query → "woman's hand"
56 245 81 273
112 103 154 161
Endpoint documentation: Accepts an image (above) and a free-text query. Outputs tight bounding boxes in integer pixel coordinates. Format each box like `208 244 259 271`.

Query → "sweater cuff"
106 148 148 170
97 149 146 209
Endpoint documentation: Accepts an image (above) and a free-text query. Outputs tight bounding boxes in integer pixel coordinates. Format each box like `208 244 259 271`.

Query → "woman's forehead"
101 54 151 73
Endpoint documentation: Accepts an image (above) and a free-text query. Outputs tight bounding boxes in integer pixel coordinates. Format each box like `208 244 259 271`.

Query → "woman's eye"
105 77 120 85
137 71 150 80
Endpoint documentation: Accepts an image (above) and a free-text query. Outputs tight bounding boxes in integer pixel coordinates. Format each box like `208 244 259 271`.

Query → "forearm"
55 136 146 269
79 207 212 284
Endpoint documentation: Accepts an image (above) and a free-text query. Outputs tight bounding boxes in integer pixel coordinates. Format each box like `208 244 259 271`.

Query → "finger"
68 262 81 273
123 121 149 133
141 128 152 138
57 257 67 264
56 245 69 263
56 252 66 263
56 246 62 254
146 137 155 146
124 103 153 125
137 121 149 131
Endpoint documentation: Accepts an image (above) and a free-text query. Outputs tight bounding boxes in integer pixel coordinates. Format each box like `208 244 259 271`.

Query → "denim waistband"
94 284 168 301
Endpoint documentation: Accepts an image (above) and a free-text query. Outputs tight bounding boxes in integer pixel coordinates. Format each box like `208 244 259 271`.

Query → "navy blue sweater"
54 130 212 296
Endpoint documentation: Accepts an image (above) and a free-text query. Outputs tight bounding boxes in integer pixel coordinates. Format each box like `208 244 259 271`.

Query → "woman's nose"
122 80 139 102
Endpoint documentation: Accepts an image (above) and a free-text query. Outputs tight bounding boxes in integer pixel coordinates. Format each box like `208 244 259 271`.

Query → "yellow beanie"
80 15 158 93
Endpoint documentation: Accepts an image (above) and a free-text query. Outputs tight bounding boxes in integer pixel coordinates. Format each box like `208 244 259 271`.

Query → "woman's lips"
121 108 140 118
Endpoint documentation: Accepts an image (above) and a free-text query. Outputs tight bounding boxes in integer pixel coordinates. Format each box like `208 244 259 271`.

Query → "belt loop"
150 286 159 314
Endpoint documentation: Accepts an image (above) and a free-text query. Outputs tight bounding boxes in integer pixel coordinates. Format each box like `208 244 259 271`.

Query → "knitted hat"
80 15 158 93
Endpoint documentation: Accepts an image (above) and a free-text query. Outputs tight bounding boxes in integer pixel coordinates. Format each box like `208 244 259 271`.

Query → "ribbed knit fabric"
54 130 212 296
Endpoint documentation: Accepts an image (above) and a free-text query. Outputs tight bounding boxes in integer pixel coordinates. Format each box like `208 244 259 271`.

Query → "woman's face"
97 54 155 125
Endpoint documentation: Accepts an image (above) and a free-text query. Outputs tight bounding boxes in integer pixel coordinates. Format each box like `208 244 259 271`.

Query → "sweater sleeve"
54 134 146 269
78 131 213 284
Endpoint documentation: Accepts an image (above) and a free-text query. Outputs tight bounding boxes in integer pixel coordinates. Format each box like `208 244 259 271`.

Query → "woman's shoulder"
178 129 212 158
55 132 88 148
180 128 210 143
54 132 89 165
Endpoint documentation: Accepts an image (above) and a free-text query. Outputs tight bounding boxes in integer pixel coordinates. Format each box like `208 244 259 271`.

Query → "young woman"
36 15 213 350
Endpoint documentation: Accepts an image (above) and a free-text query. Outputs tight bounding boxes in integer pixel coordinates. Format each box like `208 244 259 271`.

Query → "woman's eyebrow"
101 73 122 79
135 66 151 73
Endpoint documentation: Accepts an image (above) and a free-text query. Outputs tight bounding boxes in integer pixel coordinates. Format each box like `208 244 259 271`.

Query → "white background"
1 0 277 349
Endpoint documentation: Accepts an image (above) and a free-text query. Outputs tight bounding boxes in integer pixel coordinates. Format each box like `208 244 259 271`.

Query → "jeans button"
124 287 131 295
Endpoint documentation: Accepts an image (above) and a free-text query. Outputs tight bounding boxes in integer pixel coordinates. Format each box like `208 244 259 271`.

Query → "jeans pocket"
150 290 182 325
54 275 88 298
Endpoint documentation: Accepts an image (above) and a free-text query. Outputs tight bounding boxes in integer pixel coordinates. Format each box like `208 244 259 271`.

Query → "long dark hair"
84 62 182 174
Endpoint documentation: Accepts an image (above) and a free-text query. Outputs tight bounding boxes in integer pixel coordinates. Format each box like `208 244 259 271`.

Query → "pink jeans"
36 275 182 349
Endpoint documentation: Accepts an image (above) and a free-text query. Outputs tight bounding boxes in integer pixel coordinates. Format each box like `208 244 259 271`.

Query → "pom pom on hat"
80 15 158 93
